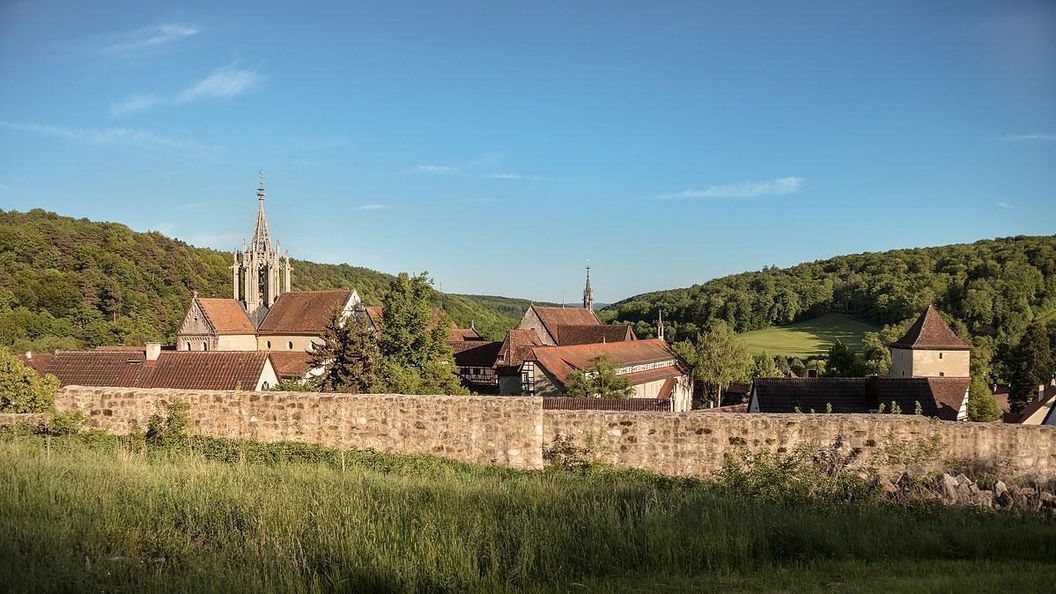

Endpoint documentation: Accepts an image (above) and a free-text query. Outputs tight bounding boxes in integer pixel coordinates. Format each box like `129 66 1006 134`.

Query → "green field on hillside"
737 313 879 358
2 431 1054 592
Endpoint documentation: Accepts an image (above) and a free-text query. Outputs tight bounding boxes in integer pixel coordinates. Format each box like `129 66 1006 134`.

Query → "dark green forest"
602 236 1056 344
0 209 522 351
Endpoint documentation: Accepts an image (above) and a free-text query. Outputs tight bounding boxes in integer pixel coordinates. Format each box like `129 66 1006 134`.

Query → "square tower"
888 305 970 378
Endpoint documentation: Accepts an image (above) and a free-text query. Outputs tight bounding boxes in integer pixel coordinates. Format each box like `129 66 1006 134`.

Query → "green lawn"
738 313 879 358
2 431 1054 593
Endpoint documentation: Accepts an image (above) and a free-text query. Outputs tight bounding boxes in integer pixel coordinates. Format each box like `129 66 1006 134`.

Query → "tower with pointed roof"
233 171 292 323
888 305 970 378
583 261 594 312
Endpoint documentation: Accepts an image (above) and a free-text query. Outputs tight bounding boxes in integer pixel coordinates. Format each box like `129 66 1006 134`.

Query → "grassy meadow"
2 431 1054 593
737 313 879 358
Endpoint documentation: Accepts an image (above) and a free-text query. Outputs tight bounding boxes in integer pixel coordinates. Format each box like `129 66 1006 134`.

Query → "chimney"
145 342 162 361
1040 384 1047 402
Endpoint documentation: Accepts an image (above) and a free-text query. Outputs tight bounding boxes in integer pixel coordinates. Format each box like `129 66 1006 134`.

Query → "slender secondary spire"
251 169 271 253
583 259 594 312
658 309 665 341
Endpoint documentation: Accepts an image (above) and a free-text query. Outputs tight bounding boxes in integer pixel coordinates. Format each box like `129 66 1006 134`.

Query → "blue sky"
1 0 1053 303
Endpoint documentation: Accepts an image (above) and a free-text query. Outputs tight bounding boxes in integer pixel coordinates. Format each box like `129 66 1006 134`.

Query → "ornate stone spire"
251 170 271 254
658 309 665 341
583 260 594 312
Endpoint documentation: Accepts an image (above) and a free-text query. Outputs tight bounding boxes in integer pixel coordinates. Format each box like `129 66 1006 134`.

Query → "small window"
939 352 943 359
939 372 945 377
901 370 906 377
185 342 191 351
266 341 272 349
288 341 294 350
203 343 208 352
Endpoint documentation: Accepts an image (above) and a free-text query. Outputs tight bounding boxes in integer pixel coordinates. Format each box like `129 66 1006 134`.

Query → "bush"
715 437 879 504
0 347 58 413
38 410 87 436
145 400 190 446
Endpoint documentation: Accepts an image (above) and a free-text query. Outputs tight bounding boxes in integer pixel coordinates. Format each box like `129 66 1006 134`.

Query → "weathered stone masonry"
57 386 544 470
544 410 1056 481
54 387 1056 480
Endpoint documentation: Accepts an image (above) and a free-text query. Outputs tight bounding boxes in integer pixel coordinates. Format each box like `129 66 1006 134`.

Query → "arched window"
288 341 294 350
266 340 272 349
185 342 191 351
203 343 208 351
261 382 269 390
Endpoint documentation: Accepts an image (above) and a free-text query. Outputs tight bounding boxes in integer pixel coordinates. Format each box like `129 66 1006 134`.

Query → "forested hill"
600 236 1056 347
0 209 523 351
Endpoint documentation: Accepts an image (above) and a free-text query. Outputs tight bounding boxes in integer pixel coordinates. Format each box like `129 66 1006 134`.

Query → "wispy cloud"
0 120 216 154
997 201 1015 209
649 177 806 200
110 93 160 115
105 23 199 55
481 172 540 180
112 63 264 115
413 164 539 180
178 64 263 101
414 164 460 175
1001 132 1056 142
352 204 389 211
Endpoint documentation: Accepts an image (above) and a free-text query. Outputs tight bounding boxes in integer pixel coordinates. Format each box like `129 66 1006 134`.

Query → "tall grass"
1 431 1054 593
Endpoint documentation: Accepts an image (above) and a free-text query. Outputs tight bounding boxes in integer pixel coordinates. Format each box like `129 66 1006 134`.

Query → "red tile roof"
448 327 485 342
750 377 967 420
554 324 635 346
268 352 314 379
258 291 353 336
196 298 256 334
452 341 503 367
620 366 684 386
17 353 53 375
141 352 271 391
1012 384 1056 424
497 329 544 368
890 305 970 350
526 338 681 385
43 350 273 391
531 306 599 340
44 350 150 387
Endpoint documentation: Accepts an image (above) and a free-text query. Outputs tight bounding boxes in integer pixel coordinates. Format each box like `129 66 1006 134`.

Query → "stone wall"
50 387 1056 481
56 387 543 469
543 410 1056 481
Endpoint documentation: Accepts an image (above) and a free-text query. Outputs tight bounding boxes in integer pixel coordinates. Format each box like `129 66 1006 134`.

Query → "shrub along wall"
54 387 1056 480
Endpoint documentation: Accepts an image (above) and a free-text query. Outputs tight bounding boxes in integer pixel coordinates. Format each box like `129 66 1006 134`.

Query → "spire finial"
257 169 265 201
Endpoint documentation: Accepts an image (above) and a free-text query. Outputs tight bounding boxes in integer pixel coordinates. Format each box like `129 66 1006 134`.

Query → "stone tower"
888 305 970 378
583 261 594 312
232 171 292 323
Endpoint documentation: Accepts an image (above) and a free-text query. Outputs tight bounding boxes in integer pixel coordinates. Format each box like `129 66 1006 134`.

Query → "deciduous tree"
564 355 634 399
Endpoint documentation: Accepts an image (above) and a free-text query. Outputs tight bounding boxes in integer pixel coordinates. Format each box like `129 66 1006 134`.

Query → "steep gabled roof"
268 352 315 379
526 338 681 386
554 323 635 346
531 306 600 340
449 327 485 342
258 290 354 336
890 305 970 350
497 329 544 369
141 352 272 391
452 340 503 367
196 298 256 335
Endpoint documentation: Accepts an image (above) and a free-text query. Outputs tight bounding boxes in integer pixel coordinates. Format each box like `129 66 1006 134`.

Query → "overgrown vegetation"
0 346 58 413
1 429 1054 592
563 355 634 399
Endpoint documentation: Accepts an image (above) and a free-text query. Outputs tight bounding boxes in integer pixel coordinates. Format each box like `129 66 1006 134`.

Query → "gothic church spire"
251 170 272 254
583 260 594 312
